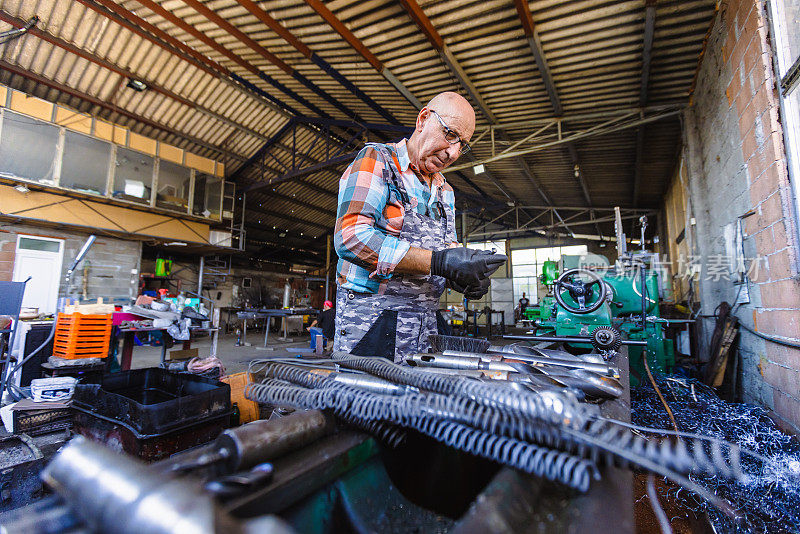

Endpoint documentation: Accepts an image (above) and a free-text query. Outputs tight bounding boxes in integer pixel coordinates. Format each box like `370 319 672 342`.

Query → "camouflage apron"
333 143 452 363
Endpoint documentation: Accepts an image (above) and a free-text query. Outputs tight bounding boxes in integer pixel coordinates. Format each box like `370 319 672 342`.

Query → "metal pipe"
332 373 417 396
66 235 96 277
214 409 333 472
442 349 619 377
42 437 243 534
503 334 648 346
198 255 205 296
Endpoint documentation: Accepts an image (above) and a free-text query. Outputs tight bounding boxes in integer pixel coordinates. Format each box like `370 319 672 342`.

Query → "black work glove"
430 248 507 287
450 278 490 300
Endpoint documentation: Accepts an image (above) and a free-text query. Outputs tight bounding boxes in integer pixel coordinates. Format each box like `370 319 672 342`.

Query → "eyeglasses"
429 110 471 154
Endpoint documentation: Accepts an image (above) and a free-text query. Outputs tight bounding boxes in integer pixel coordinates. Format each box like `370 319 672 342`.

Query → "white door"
12 235 64 315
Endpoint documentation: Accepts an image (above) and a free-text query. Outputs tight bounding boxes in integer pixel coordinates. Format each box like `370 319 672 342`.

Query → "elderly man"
333 91 507 362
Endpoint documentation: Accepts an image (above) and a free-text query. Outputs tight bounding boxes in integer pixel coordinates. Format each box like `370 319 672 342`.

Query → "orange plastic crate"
53 313 113 360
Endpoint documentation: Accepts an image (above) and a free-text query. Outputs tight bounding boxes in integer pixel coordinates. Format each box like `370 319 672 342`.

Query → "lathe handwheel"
553 268 607 315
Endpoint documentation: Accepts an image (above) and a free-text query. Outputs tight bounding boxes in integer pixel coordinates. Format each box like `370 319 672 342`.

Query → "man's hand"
430 248 507 287
450 278 490 299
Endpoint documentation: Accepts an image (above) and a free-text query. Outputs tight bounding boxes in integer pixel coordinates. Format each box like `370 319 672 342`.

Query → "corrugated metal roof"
0 0 716 260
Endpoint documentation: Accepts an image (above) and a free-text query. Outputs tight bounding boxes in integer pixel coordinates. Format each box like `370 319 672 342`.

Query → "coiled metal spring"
253 362 578 449
336 411 407 448
332 352 458 395
246 377 596 492
415 417 598 492
331 353 595 428
580 420 743 479
262 362 327 388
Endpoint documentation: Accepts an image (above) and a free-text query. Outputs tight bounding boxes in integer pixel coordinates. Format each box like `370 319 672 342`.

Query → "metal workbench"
236 308 318 349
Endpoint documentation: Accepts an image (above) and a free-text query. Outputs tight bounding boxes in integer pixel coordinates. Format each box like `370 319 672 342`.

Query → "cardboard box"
167 348 198 361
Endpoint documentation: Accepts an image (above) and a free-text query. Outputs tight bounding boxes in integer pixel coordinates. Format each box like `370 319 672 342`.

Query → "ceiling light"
14 184 30 194
164 241 187 246
126 78 147 92
573 164 580 178
473 164 485 174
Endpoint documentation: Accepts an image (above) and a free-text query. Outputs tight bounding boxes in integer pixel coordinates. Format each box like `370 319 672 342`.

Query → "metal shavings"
631 375 800 534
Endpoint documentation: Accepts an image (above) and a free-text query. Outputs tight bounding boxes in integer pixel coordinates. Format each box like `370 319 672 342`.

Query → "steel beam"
296 116 412 135
234 0 398 124
0 10 274 146
228 120 295 181
304 0 422 109
443 109 682 173
134 0 328 118
634 1 657 208
513 0 562 115
75 0 295 116
246 207 331 231
0 59 247 162
249 190 333 218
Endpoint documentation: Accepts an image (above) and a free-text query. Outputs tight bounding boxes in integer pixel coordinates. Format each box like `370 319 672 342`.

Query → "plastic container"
53 313 112 360
72 368 231 461
30 377 77 402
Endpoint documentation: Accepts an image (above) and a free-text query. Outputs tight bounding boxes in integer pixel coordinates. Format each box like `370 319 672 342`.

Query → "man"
519 292 530 312
517 292 530 322
307 300 335 351
333 91 507 362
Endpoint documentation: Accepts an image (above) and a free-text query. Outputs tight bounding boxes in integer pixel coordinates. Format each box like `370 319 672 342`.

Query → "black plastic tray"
72 368 230 436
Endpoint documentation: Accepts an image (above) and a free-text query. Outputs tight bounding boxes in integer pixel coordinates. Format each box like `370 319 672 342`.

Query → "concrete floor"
125 330 323 374
124 324 522 374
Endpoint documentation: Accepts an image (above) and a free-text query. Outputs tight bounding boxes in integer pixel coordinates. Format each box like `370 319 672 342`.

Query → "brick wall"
0 225 142 303
679 0 800 432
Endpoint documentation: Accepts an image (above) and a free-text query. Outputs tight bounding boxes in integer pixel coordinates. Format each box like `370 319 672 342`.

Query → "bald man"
333 92 507 362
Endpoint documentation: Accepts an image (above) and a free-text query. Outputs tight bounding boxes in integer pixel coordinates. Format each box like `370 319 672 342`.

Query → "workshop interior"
1 0 800 532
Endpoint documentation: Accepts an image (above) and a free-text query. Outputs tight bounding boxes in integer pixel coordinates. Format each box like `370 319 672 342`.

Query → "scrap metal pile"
245 349 751 512
632 376 800 533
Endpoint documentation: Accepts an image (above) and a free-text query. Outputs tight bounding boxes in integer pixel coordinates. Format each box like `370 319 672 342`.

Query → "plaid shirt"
334 139 458 293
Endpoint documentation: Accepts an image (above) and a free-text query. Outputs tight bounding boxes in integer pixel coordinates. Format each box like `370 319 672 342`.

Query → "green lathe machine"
521 209 675 386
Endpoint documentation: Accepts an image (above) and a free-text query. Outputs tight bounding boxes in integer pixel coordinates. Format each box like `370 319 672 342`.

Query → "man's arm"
334 146 411 278
395 247 432 274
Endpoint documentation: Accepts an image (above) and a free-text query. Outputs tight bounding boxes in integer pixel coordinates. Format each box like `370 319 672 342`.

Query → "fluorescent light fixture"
14 184 29 193
473 164 485 174
164 241 187 246
126 78 147 92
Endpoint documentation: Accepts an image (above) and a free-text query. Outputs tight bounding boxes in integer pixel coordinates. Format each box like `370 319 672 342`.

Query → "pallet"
64 298 115 315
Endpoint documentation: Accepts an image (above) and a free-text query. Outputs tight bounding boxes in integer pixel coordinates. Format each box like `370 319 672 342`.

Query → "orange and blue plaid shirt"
334 139 458 293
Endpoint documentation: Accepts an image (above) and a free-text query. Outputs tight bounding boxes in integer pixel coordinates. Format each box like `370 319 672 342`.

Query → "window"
470 239 506 253
0 111 60 186
511 245 588 304
768 0 800 242
113 147 153 204
156 160 192 212
18 236 61 253
193 173 223 219
60 131 112 196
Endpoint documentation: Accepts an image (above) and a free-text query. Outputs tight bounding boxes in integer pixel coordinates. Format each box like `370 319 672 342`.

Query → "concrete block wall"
0 224 142 303
680 0 800 432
